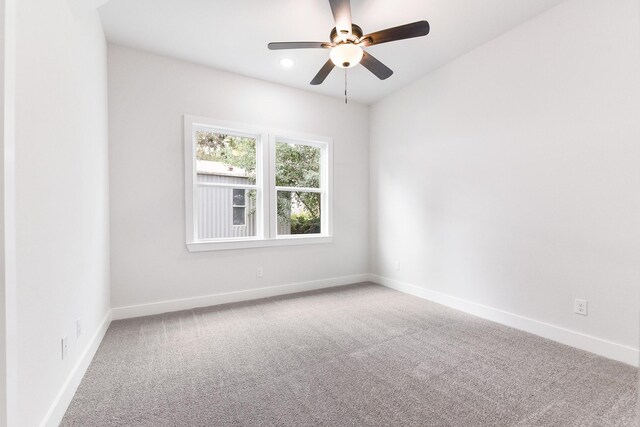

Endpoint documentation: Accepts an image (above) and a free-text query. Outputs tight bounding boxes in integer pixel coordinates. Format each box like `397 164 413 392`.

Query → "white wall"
0 0 7 422
14 0 110 425
108 45 369 311
0 0 17 422
370 0 640 361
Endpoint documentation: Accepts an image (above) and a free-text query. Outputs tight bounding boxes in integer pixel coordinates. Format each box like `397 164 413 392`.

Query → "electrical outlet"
76 319 82 338
394 260 401 271
574 299 588 316
61 336 68 360
256 267 263 278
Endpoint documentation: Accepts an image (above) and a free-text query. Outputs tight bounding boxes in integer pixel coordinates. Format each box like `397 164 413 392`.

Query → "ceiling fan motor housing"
330 24 363 44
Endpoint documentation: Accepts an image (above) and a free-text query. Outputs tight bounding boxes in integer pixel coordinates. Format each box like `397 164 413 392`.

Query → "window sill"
186 235 333 252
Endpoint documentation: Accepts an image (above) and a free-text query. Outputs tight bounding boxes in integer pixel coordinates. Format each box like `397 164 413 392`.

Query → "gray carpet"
62 283 638 426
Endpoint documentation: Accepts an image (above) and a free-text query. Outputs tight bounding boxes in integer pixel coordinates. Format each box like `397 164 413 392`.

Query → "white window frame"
184 115 333 251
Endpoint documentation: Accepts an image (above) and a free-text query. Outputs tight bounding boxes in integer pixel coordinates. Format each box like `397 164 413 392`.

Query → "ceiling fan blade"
310 59 335 85
360 20 430 47
329 0 352 39
268 42 331 50
360 51 393 80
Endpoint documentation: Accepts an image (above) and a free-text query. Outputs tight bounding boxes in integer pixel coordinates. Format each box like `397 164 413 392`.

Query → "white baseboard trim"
370 274 639 367
40 309 112 427
112 274 370 321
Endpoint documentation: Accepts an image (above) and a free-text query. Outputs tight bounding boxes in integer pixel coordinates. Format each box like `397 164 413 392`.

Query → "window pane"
232 188 245 206
277 191 321 235
233 207 245 225
275 141 320 188
197 188 256 239
196 130 256 185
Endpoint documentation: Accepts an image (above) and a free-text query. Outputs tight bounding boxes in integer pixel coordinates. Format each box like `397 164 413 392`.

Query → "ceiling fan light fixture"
330 43 363 68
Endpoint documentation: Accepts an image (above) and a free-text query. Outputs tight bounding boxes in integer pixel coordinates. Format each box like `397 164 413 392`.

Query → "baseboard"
112 274 370 320
370 274 639 367
39 309 112 427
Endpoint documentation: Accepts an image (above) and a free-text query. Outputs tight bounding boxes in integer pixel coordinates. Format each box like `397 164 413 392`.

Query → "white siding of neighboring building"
196 174 256 239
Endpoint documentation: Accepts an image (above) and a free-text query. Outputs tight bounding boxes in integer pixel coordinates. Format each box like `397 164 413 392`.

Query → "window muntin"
184 116 332 250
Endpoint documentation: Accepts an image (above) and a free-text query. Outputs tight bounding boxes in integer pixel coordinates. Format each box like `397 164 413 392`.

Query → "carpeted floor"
61 283 638 426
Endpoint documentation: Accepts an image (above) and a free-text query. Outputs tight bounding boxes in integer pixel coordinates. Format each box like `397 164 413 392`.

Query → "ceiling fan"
267 0 430 86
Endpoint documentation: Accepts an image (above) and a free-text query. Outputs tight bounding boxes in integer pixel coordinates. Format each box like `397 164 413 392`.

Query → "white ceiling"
98 0 566 104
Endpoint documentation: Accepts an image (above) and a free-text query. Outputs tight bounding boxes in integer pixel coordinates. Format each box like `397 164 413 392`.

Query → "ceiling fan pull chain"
345 69 348 104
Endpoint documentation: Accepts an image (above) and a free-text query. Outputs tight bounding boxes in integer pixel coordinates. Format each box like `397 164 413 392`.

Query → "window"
232 189 246 226
192 128 258 240
184 116 332 251
275 140 322 235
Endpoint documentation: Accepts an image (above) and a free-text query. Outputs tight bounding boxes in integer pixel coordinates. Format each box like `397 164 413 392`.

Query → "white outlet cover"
76 319 82 338
574 299 588 316
256 267 263 278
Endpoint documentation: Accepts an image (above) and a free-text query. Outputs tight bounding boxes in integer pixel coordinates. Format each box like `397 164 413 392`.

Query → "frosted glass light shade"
330 43 363 68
